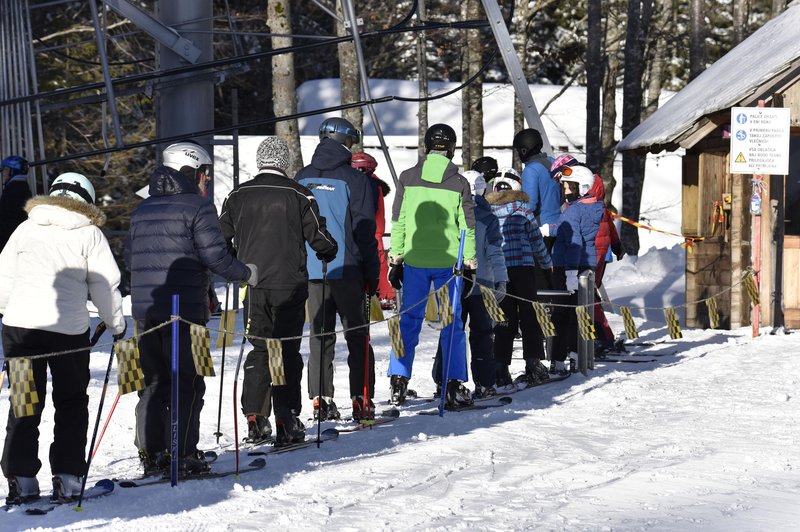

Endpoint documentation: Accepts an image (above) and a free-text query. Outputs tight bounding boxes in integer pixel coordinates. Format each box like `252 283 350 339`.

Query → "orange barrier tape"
611 212 704 253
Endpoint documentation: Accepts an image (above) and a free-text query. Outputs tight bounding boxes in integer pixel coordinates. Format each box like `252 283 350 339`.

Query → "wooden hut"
618 3 800 329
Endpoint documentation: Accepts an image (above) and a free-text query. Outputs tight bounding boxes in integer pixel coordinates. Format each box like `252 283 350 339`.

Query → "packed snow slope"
1 246 798 531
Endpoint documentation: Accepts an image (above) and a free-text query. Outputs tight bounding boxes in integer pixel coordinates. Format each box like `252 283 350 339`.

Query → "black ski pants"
240 284 306 420
432 291 495 388
1 325 90 478
135 319 204 458
307 279 375 400
494 266 545 367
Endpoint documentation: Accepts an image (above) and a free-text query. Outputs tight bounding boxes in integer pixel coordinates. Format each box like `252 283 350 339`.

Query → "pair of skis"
2 479 114 515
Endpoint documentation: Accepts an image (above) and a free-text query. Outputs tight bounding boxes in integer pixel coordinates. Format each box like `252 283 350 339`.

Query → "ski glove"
246 264 259 286
316 249 337 263
494 281 507 304
388 263 404 290
565 270 579 293
112 320 127 342
462 257 478 271
539 223 551 238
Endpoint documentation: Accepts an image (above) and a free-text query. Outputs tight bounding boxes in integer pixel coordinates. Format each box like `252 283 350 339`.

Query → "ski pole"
91 390 120 459
362 291 372 424
170 295 179 487
316 260 328 448
214 282 231 444
77 341 116 510
232 291 252 476
439 230 466 417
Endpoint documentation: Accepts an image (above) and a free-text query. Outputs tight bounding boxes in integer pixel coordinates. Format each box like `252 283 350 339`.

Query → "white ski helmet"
490 167 521 192
162 142 212 171
560 165 595 196
49 172 96 204
462 170 487 197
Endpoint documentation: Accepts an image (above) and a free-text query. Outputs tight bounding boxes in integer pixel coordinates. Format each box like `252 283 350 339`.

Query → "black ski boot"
275 411 306 446
352 396 376 422
389 375 409 405
178 450 211 475
472 384 497 400
445 380 474 409
495 362 515 390
139 449 170 476
246 415 273 443
5 476 40 505
312 396 340 421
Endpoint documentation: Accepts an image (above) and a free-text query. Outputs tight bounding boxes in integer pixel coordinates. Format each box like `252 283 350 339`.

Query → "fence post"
577 271 595 375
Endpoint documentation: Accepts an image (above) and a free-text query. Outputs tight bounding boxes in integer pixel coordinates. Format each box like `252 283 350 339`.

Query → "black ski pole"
316 260 328 447
214 282 231 444
232 291 252 476
77 338 116 510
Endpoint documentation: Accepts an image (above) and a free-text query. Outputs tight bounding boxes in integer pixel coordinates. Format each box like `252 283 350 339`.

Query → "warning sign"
729 107 790 175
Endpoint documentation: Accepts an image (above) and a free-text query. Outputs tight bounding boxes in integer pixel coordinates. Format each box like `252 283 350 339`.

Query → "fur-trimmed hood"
25 195 106 227
485 189 529 206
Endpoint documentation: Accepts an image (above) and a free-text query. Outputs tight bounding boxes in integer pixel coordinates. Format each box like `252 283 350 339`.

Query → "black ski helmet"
424 123 457 158
319 117 361 146
512 128 544 161
471 156 498 180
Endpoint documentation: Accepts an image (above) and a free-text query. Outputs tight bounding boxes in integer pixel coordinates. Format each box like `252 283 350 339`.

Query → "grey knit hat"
256 136 290 171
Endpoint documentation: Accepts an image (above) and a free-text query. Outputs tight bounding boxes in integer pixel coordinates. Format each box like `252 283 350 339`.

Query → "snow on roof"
618 2 800 152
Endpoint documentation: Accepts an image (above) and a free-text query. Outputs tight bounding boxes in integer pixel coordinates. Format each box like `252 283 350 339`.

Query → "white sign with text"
729 107 791 175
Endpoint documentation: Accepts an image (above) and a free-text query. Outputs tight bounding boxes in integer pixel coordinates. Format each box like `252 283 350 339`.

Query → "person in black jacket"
219 136 337 446
0 156 33 253
125 141 256 474
296 118 380 422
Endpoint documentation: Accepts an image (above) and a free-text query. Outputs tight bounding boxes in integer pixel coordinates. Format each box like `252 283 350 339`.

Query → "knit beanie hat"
256 136 290 171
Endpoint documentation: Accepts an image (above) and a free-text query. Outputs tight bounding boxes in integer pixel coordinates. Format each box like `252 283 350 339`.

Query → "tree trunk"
416 0 428 158
586 0 602 171
620 0 653 256
689 0 706 80
600 52 619 205
773 0 786 17
644 1 673 120
512 0 532 170
269 0 302 175
461 0 483 167
732 0 748 46
336 1 363 152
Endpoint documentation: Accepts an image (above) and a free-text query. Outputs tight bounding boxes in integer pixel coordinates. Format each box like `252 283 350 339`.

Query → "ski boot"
275 412 306 446
312 396 340 421
494 362 515 391
5 476 40 505
389 375 409 406
178 450 211 475
51 474 82 502
472 384 497 400
139 449 170 476
245 415 273 444
444 380 474 410
517 359 550 386
352 396 376 422
549 359 570 376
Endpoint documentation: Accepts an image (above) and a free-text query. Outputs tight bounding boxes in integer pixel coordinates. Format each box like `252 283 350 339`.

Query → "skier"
351 151 395 309
540 164 603 374
387 123 477 408
0 155 33 253
470 156 499 183
485 168 553 386
126 141 256 474
0 172 126 504
431 169 508 398
296 118 379 422
219 136 337 445
512 129 559 231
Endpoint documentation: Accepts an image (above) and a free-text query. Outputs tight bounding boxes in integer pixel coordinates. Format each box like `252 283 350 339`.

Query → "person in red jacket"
351 152 395 309
587 174 624 350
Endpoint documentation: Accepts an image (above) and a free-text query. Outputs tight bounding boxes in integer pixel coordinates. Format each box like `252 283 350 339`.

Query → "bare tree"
643 1 674 120
511 0 533 170
732 0 749 46
586 0 603 171
600 3 625 206
417 0 429 157
336 1 363 152
461 0 483 167
689 0 707 80
772 0 786 16
620 0 653 255
269 0 302 175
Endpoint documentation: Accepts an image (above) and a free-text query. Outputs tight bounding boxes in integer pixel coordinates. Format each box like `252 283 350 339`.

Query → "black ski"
417 395 512 415
1 479 115 515
247 427 339 456
334 408 400 433
116 456 267 488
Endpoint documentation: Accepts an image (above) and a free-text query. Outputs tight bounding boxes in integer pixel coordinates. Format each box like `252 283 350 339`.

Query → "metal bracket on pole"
340 0 399 187
479 0 551 154
102 0 202 63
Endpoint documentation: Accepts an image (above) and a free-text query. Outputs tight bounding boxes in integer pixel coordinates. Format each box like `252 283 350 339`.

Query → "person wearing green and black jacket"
386 123 477 409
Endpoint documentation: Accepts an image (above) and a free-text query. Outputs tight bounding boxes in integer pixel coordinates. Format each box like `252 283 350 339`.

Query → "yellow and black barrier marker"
9 358 39 418
478 284 506 323
532 302 556 337
216 310 237 348
620 306 639 339
190 324 215 377
706 297 720 329
437 284 454 328
575 306 596 341
743 272 760 306
370 294 384 321
388 314 404 358
116 338 145 395
425 293 439 322
266 338 286 386
664 307 683 339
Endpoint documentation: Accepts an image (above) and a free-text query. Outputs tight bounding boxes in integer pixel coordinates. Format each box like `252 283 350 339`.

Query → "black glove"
388 263 404 290
316 250 337 263
364 278 379 297
112 320 127 342
612 243 625 262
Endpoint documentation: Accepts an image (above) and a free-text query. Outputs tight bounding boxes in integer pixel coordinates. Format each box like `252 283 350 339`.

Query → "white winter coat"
0 195 125 336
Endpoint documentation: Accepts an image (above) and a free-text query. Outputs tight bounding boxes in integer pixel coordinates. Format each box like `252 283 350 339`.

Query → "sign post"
729 104 791 336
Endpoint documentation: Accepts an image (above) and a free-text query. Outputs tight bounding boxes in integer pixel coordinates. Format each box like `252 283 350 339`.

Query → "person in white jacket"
0 172 126 505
